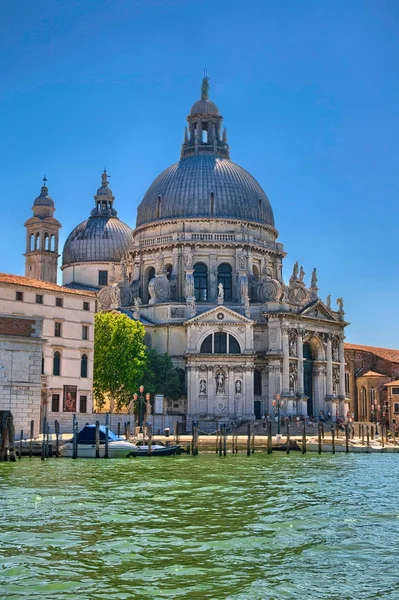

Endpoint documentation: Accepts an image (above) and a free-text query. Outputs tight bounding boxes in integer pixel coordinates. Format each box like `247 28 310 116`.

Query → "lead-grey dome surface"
62 216 132 265
190 98 219 115
136 155 274 227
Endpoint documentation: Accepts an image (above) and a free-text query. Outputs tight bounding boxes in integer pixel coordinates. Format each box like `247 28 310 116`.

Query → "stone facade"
0 314 44 436
0 273 95 432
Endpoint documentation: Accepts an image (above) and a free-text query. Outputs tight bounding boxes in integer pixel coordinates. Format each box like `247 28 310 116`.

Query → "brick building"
344 343 399 424
0 314 44 435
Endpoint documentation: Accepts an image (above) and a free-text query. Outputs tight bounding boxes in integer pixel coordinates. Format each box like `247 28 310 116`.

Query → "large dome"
62 216 132 265
62 170 132 266
136 155 274 227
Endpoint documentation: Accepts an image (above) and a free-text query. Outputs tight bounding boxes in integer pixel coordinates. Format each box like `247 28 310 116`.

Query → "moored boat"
59 424 138 458
126 440 182 457
297 437 384 453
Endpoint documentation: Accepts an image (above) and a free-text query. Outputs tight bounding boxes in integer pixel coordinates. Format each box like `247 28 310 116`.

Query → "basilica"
24 77 350 429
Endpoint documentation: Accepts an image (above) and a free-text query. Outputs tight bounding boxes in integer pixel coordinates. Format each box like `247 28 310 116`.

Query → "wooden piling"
18 429 23 459
286 422 290 454
29 420 34 458
321 422 325 440
124 422 129 440
336 422 340 439
246 422 251 456
301 422 306 454
104 413 109 459
366 425 370 447
41 416 47 461
251 427 255 454
268 421 273 454
215 428 219 453
8 419 16 461
345 424 349 453
117 422 121 437
361 424 365 445
95 420 100 458
381 425 385 448
371 425 374 440
148 424 152 456
55 420 59 457
223 425 227 456
218 427 222 456
46 422 50 458
331 425 335 454
72 414 78 459
318 424 322 454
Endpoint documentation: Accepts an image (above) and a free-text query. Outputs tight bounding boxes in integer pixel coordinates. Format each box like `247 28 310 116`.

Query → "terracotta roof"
345 342 399 364
385 380 399 387
0 273 96 297
360 370 388 378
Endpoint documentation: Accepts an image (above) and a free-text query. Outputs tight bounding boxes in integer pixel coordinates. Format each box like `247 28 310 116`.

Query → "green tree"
142 349 184 401
93 311 147 410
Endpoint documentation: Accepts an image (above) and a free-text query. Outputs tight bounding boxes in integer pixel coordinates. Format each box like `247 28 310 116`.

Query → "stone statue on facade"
216 371 225 394
110 283 121 307
311 268 318 288
235 380 242 394
299 266 305 282
199 379 207 395
217 282 224 304
326 294 331 308
184 249 193 270
120 257 128 283
133 297 142 319
337 297 344 312
291 261 299 280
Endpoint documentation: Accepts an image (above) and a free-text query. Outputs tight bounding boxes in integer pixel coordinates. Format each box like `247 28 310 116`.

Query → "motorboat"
59 424 138 458
126 439 182 457
297 437 384 453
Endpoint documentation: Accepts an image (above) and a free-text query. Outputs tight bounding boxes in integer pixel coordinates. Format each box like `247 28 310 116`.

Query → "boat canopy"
75 425 121 444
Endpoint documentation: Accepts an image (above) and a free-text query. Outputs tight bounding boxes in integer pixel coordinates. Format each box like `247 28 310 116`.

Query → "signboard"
154 394 164 414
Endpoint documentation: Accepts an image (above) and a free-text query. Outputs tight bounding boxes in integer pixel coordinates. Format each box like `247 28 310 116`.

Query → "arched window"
252 265 260 280
165 264 173 280
345 372 350 396
210 191 215 216
200 333 241 354
217 263 232 301
194 263 208 301
175 368 186 394
44 233 49 251
50 234 55 251
254 369 262 396
360 387 367 419
156 195 162 218
35 233 40 250
370 387 376 405
30 234 35 251
53 351 61 376
81 354 88 378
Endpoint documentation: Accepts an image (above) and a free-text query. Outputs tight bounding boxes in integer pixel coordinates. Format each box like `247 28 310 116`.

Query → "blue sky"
1 0 398 346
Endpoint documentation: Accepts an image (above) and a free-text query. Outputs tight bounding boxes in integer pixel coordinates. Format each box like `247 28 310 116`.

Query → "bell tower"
24 177 62 283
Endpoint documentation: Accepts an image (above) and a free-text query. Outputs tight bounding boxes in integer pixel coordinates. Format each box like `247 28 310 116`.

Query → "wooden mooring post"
286 422 290 455
361 425 365 445
148 424 152 456
95 420 100 458
117 422 121 437
318 423 322 454
124 421 129 440
218 427 222 457
302 422 306 454
29 420 34 458
41 416 47 461
72 414 78 459
366 425 370 447
267 421 273 454
331 424 335 454
246 422 251 456
223 425 227 457
345 424 349 453
19 429 23 459
55 420 60 457
371 425 374 440
215 428 219 454
104 413 109 459
251 426 255 454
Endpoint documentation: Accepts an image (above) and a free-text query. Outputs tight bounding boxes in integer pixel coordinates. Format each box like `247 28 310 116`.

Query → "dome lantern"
182 75 229 160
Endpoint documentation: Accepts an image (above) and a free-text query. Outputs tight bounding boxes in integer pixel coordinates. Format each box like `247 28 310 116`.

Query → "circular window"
217 313 224 320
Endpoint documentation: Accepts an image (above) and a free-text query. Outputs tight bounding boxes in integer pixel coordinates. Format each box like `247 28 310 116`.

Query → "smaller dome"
96 185 113 196
190 98 219 116
33 185 54 208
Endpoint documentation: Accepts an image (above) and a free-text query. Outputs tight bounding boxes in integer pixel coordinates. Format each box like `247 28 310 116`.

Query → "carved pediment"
299 300 337 322
185 305 253 326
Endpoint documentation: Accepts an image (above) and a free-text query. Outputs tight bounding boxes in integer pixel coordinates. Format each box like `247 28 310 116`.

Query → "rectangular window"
63 385 77 412
394 403 399 414
82 325 88 340
79 395 87 413
392 388 399 395
98 271 108 286
83 301 90 311
51 394 60 413
54 322 62 337
36 294 43 304
16 291 23 301
56 297 63 307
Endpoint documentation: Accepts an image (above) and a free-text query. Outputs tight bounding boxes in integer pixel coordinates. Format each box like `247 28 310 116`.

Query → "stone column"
338 336 345 399
244 366 254 418
209 253 218 301
326 335 333 398
297 332 304 396
282 328 290 395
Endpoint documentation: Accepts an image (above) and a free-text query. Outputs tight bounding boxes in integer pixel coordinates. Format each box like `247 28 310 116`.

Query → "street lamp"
272 394 284 435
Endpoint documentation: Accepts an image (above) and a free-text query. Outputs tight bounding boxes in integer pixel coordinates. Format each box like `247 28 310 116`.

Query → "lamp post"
139 385 145 433
272 394 284 436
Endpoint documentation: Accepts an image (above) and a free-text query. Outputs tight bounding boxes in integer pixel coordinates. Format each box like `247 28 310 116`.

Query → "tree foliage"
142 349 184 401
93 311 147 410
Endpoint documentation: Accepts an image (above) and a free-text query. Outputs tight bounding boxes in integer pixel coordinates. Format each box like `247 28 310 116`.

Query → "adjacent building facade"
0 273 96 431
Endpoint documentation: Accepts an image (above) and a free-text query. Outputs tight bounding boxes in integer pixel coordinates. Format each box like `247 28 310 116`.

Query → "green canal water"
0 453 398 600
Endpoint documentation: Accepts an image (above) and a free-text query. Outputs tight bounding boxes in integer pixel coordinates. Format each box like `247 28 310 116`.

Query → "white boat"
59 424 138 458
127 440 181 456
297 437 384 453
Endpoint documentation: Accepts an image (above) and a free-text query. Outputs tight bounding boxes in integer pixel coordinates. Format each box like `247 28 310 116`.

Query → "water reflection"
0 454 398 599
